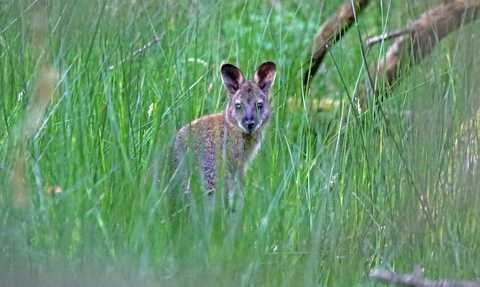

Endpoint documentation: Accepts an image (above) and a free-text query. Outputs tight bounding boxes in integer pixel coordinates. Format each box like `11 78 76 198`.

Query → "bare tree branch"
303 0 370 87
370 268 480 287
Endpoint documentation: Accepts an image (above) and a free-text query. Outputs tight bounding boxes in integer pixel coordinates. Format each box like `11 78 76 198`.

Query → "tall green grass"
1 0 480 286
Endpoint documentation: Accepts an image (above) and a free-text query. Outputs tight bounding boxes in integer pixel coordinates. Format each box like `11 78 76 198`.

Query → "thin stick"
365 28 411 46
108 36 162 71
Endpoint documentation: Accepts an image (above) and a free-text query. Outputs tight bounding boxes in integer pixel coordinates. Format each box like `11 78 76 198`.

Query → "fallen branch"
303 0 370 87
108 35 162 71
370 268 480 287
370 0 480 92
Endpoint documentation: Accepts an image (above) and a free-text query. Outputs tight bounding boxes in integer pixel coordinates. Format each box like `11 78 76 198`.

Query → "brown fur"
174 62 276 201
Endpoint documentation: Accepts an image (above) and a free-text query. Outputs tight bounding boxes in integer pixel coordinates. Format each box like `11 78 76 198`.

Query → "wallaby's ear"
253 61 276 93
221 64 246 94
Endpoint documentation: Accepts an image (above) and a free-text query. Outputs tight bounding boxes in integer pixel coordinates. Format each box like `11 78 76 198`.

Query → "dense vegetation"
1 0 479 286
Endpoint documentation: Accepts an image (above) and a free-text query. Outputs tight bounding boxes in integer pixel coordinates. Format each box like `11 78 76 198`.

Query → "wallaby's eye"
235 103 242 111
256 102 263 110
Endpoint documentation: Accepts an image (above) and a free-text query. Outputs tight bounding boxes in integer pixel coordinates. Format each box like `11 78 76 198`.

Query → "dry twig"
365 28 411 46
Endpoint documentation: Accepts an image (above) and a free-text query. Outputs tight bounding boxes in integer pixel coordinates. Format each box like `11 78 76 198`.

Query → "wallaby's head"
221 61 276 134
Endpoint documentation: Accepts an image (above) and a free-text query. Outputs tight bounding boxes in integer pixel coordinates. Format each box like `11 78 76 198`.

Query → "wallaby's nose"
245 119 255 132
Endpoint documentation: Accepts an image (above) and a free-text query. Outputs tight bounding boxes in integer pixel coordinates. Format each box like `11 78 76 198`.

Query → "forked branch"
371 0 480 90
304 0 480 99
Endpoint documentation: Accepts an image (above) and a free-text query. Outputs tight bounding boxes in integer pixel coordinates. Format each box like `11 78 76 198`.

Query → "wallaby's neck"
242 129 261 142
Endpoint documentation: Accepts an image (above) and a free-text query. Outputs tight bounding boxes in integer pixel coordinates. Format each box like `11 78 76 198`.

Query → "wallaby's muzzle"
243 108 256 133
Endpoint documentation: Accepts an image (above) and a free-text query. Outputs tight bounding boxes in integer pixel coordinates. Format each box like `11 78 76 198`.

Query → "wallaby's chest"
226 131 260 161
187 114 260 165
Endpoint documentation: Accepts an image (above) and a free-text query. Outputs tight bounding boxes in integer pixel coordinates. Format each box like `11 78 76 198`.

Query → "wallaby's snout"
243 107 256 133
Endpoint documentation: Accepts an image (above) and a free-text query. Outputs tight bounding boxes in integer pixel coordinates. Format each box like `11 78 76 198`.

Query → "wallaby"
174 61 276 204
